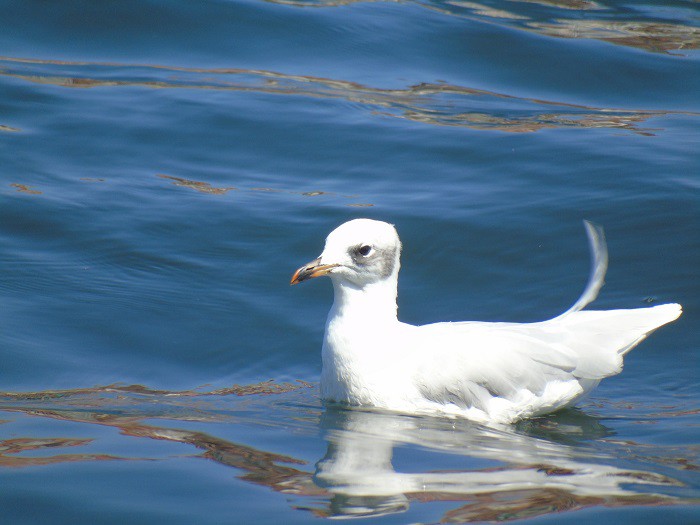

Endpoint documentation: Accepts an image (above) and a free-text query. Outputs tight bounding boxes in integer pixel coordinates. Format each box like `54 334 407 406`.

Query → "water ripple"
2 56 696 135
0 384 696 521
263 0 700 55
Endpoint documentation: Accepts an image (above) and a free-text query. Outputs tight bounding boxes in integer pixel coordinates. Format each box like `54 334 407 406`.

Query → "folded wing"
411 221 682 419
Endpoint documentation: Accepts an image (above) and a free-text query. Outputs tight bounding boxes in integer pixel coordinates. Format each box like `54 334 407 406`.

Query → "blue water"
1 0 698 523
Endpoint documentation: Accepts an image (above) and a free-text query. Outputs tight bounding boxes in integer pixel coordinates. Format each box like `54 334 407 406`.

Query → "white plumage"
291 219 682 424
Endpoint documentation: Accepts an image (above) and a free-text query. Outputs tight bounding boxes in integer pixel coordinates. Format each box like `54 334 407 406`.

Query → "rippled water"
1 0 698 523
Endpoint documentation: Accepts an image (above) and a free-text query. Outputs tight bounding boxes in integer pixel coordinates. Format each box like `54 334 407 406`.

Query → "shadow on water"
0 382 693 521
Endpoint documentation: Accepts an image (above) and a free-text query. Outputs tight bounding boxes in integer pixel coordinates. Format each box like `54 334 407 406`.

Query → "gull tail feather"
560 303 683 378
613 302 683 356
554 220 608 320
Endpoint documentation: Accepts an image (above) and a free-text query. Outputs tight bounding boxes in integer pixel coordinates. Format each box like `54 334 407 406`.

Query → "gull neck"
329 276 399 324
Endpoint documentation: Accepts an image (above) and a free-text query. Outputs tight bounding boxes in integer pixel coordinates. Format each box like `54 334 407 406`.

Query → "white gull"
291 219 682 424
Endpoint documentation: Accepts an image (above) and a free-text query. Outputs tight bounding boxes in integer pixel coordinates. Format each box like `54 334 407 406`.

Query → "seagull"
291 219 682 424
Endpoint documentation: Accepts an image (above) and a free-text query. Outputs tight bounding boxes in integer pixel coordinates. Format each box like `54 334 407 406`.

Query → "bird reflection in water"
0 386 684 522
313 406 678 520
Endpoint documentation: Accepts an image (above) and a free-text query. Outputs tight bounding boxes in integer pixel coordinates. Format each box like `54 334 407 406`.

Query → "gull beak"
290 257 339 285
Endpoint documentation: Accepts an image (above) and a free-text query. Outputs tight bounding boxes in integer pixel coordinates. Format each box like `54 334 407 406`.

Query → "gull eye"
357 244 373 257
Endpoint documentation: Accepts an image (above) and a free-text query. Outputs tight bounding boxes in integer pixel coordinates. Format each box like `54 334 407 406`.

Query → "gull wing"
412 303 681 415
410 220 680 417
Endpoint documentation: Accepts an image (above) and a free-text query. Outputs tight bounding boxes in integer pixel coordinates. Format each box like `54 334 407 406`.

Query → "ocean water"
1 0 698 523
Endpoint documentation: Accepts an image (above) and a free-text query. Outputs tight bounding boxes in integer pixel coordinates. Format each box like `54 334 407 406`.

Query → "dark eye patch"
350 243 399 277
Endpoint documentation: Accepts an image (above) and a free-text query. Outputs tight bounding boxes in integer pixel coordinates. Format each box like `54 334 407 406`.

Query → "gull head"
291 219 402 288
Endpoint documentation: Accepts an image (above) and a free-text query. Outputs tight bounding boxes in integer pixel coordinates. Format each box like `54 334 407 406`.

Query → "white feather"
294 219 682 424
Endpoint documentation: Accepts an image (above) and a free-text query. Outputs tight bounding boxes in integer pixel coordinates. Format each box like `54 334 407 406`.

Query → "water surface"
1 0 698 523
